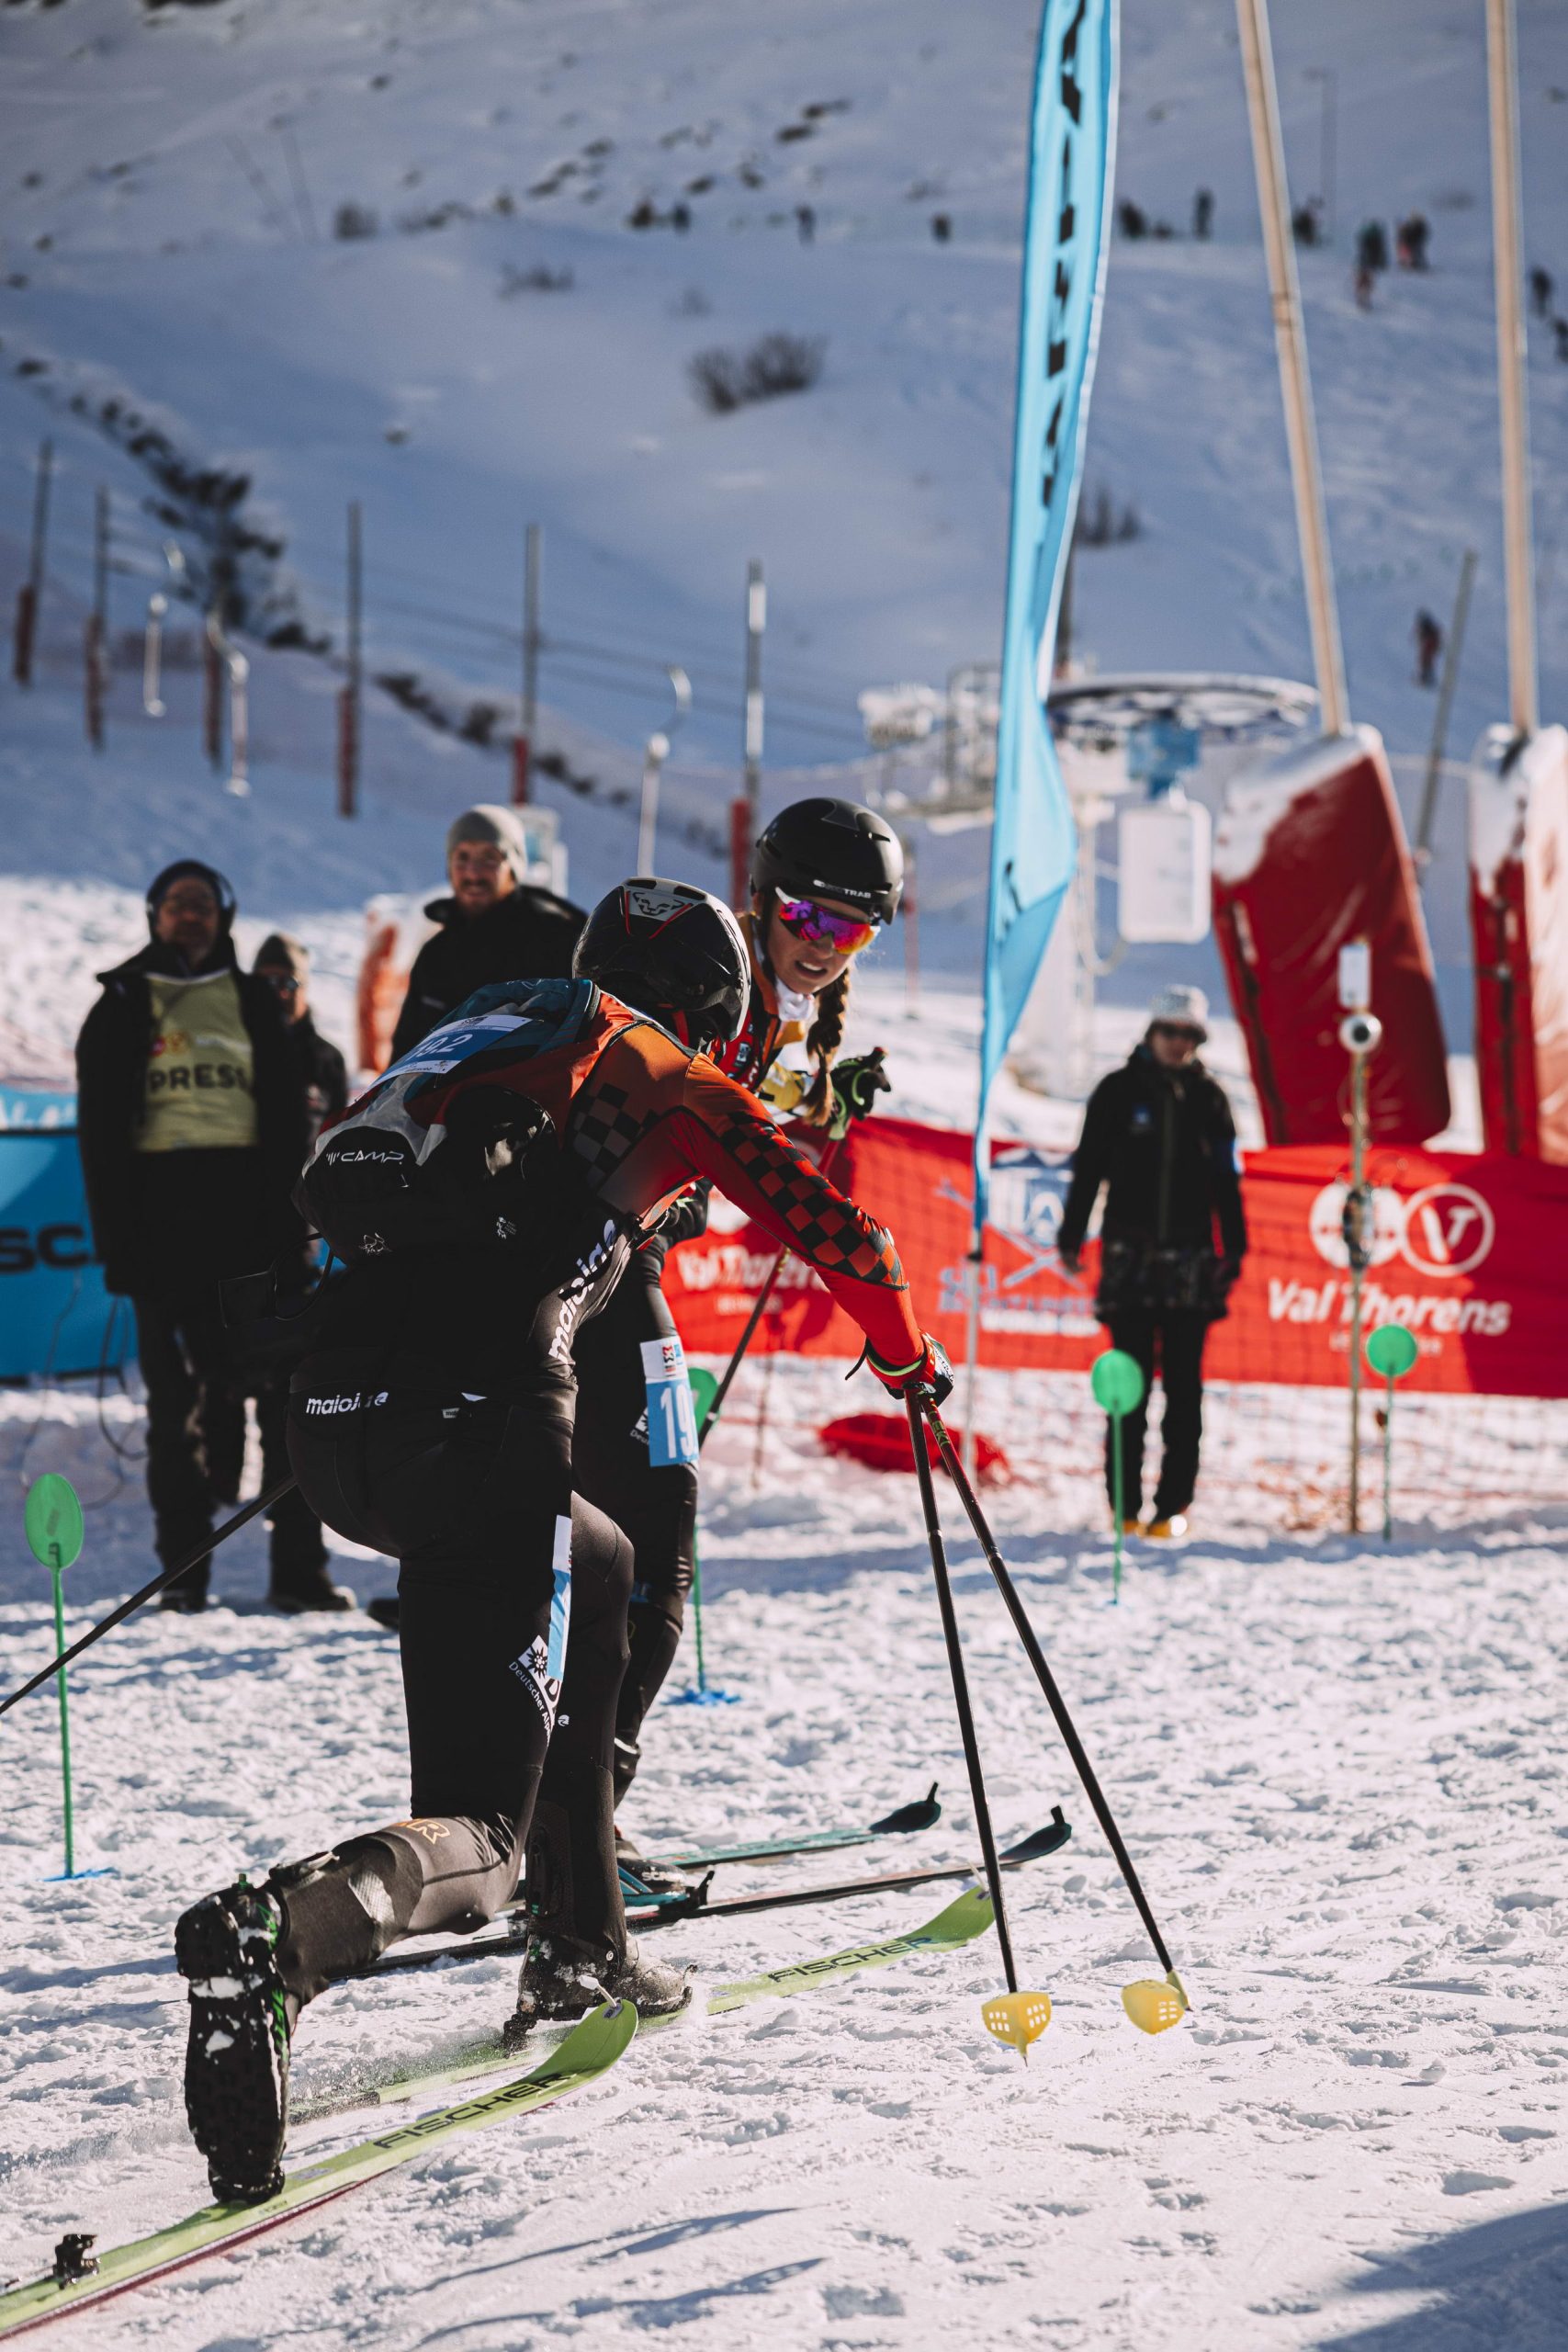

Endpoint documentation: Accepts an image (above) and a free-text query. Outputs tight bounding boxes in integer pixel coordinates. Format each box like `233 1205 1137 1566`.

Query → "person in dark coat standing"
243 933 355 1611
75 863 321 1610
389 806 584 1063
253 933 348 1139
369 809 584 1627
1056 986 1247 1537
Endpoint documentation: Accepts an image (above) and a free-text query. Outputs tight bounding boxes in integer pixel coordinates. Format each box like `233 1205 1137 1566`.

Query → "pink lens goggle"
773 888 882 956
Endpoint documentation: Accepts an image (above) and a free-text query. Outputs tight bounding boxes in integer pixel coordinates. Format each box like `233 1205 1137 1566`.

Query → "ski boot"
268 1570 356 1614
615 1825 696 1902
1145 1514 1189 1541
503 1930 693 2051
175 1878 293 2204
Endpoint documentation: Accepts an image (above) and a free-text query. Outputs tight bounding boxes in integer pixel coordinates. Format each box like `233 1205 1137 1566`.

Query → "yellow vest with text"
136 969 259 1153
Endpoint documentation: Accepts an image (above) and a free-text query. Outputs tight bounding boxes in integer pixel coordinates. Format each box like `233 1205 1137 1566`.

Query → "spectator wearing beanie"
388 805 584 1064
1055 985 1247 1539
253 933 348 1143
74 864 344 1611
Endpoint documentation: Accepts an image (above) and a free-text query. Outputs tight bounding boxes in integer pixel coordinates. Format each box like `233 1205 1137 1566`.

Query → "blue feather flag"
973 0 1119 1235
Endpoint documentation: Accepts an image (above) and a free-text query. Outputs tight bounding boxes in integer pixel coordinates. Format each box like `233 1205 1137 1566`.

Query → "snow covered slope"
2 0 1566 1047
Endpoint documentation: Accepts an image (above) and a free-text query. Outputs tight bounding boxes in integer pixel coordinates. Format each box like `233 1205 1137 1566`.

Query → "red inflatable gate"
1211 728 1450 1147
1469 723 1568 1162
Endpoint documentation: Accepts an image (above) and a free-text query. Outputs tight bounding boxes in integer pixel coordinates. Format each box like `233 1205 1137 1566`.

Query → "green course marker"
671 1366 737 1706
1090 1350 1146 1603
1364 1322 1417 1540
23 1474 89 1879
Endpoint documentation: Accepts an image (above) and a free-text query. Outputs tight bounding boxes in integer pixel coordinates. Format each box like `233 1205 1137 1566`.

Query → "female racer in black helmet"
570 803 905 1871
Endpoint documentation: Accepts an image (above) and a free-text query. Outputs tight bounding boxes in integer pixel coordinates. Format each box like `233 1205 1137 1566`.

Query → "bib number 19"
641 1336 699 1467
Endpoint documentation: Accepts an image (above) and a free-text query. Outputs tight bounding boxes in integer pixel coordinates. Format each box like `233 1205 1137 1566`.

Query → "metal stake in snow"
636 667 692 874
1337 942 1382 1535
12 436 52 688
207 612 250 797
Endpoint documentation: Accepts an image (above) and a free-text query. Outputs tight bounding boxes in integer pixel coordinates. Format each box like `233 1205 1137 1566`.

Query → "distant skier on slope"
573 799 901 1875
174 879 948 2205
1055 986 1247 1539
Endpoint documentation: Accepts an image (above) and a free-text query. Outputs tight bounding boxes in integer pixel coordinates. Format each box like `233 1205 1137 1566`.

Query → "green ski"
0 2002 635 2344
299 1887 999 2126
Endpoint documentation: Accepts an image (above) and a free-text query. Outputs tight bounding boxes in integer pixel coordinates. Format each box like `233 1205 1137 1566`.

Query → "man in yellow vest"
75 862 346 1611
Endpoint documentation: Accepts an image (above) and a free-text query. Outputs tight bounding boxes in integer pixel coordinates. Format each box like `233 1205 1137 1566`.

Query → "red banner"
664 1116 1568 1399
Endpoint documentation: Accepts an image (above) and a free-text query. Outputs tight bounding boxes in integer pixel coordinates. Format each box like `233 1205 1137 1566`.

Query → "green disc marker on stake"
23 1474 95 1882
1090 1351 1146 1604
671 1367 738 1707
1364 1323 1417 1541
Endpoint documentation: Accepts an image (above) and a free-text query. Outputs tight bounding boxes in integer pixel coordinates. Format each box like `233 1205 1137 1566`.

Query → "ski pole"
696 1060 883 1453
919 1394 1187 2023
905 1390 1049 2060
0 1477 296 1723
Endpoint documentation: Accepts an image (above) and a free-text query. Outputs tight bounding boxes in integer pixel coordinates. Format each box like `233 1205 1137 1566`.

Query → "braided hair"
799 967 851 1126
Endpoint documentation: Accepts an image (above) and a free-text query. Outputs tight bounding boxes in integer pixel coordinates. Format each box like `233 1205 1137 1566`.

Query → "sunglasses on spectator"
1151 1021 1202 1043
262 973 300 997
451 845 509 874
773 888 882 957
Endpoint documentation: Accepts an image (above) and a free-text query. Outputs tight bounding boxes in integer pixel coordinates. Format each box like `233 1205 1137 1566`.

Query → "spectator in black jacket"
75 863 337 1611
1056 986 1247 1537
246 932 355 1611
254 933 349 1140
388 806 583 1064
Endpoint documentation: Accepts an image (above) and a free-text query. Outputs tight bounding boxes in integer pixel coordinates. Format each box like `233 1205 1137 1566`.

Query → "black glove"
866 1332 954 1408
826 1051 890 1139
1215 1253 1244 1292
1059 1239 1083 1279
658 1181 712 1247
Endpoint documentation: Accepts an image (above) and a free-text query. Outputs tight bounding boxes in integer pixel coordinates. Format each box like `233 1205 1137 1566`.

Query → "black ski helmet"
573 877 750 1050
750 797 904 923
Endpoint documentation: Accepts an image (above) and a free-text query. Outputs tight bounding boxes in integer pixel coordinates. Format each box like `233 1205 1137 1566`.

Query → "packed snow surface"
3 1380 1567 2347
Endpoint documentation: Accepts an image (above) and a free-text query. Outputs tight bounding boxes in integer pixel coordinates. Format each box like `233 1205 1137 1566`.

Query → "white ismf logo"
1398 1182 1495 1277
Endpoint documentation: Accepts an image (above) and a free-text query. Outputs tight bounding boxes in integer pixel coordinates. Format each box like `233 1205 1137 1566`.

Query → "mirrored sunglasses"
773 888 881 956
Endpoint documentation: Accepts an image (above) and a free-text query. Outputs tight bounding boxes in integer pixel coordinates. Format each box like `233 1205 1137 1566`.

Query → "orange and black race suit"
297 976 920 1391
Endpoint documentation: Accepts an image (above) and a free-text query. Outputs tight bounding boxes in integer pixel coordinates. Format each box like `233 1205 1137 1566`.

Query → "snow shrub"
333 203 378 241
689 332 826 413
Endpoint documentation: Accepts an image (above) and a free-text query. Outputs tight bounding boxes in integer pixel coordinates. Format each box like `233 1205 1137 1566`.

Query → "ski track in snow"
2 1380 1566 2349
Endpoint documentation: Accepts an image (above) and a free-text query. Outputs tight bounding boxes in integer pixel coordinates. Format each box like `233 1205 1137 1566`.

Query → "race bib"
640 1334 698 1467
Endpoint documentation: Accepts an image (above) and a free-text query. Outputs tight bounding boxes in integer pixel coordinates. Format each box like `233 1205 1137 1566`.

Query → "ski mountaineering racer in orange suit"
171 879 947 2207
572 799 904 1854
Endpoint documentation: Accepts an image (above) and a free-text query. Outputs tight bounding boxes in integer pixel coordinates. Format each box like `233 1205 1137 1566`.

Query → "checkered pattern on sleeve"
716 1114 906 1288
569 1080 659 1191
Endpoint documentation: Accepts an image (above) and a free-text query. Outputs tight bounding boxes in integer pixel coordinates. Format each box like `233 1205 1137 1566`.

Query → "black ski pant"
572 1251 697 1806
134 1291 327 1600
277 1360 632 2012
1104 1309 1211 1521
